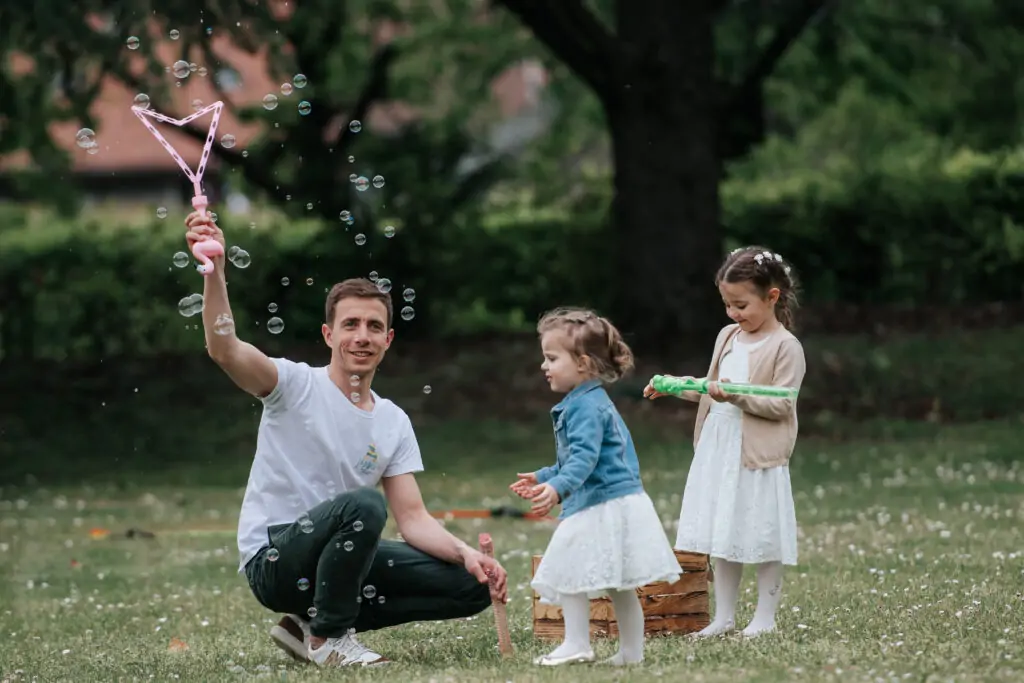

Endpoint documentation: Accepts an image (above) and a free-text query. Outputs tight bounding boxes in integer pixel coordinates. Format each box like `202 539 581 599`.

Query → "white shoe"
269 615 310 662
533 649 595 666
308 633 389 667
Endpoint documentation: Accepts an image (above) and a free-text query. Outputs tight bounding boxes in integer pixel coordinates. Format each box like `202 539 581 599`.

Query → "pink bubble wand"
131 100 225 275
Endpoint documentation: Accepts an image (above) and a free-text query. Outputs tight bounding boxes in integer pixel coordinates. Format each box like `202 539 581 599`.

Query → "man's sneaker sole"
270 618 309 662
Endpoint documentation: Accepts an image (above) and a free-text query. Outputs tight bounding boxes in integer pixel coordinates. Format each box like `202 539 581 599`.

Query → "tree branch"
493 0 619 96
727 0 836 110
333 44 397 151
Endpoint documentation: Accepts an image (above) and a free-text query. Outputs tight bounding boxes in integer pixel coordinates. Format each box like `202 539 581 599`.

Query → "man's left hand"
462 547 508 604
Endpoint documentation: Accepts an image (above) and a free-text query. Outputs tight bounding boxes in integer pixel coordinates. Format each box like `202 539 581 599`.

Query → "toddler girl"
645 247 806 639
512 307 681 666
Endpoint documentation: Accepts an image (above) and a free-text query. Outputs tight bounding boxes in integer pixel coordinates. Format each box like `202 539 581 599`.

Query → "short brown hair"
716 246 800 330
537 307 635 383
325 278 393 328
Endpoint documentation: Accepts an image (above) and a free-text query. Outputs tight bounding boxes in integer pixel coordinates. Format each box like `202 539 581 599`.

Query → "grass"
2 416 1023 682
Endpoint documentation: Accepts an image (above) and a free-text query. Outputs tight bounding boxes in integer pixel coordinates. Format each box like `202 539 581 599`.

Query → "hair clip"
754 253 764 264
773 253 783 262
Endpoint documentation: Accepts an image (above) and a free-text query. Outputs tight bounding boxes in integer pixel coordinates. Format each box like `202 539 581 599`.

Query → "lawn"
1 415 1022 682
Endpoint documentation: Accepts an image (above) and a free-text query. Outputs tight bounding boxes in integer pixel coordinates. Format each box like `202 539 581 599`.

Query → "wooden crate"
532 550 710 639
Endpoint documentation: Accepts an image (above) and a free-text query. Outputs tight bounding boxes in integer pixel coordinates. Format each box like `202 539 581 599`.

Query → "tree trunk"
606 2 724 356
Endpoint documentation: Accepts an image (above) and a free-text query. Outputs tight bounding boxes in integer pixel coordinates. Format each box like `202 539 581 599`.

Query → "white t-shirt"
236 357 424 571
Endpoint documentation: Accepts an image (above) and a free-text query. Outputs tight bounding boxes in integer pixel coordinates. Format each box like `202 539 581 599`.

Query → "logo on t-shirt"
357 442 379 474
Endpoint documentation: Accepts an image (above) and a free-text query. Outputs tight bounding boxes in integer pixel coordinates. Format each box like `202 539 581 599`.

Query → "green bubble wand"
649 375 799 399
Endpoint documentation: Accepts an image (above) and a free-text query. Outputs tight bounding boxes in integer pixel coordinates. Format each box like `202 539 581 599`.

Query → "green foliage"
721 83 1024 304
0 208 610 362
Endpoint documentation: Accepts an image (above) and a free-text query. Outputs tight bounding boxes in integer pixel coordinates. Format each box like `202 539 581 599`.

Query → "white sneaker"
269 615 310 662
308 632 389 667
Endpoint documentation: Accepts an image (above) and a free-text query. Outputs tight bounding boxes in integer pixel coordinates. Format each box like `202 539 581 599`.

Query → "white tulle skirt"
531 491 682 605
674 406 799 565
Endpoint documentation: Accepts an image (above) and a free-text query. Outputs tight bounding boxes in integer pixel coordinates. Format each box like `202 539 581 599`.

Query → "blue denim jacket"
535 379 644 519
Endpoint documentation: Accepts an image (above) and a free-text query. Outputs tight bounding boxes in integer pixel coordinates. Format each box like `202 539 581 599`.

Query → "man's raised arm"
185 212 278 399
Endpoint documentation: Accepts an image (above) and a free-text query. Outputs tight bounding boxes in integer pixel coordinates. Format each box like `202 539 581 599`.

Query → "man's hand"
529 483 560 516
509 472 538 500
461 547 508 603
185 211 226 254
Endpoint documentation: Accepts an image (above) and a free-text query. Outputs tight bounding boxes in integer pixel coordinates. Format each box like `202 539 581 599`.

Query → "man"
184 212 508 668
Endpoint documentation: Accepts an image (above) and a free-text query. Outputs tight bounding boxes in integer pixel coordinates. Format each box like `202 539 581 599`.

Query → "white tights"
694 559 784 638
546 589 646 663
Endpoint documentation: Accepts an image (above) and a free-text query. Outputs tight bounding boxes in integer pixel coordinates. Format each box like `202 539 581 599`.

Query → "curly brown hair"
537 307 634 383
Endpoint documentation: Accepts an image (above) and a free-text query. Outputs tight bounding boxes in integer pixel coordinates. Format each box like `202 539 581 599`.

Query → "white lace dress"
674 337 799 565
532 491 682 604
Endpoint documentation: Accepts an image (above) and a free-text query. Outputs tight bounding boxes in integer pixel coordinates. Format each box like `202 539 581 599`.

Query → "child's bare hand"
643 375 696 400
184 211 225 252
509 472 538 500
708 378 734 403
529 483 559 516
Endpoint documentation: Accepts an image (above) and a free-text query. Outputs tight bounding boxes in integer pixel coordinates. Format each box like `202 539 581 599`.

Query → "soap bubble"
268 303 278 313
368 271 379 281
297 578 310 591
402 288 416 302
306 278 313 286
351 392 361 403
133 93 151 109
266 548 279 562
348 155 355 163
362 585 377 599
75 129 96 149
281 277 290 286
220 134 236 149
267 317 285 334
191 98 204 112
213 313 235 336
172 252 189 268
354 234 366 246
156 207 168 219
230 249 251 269
339 210 351 222
354 176 370 192
400 306 415 322
281 83 293 96
307 606 317 618
126 36 140 50
378 596 386 604
353 520 364 532
262 94 279 111
298 101 312 116
343 540 354 551
306 202 313 210
169 29 180 40
349 375 360 386
387 559 394 567
177 293 204 317
349 120 362 133
172 60 190 79
423 385 432 394
375 278 392 294
293 74 308 88
372 175 385 189
383 225 395 238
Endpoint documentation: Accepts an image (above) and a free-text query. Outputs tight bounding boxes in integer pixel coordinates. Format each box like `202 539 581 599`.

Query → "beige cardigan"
681 324 806 469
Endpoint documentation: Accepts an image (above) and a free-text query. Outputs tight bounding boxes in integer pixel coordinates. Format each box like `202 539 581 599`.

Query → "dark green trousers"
244 487 491 638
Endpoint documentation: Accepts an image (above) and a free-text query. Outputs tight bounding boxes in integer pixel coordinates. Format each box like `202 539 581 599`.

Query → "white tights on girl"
695 559 784 638
539 589 646 665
